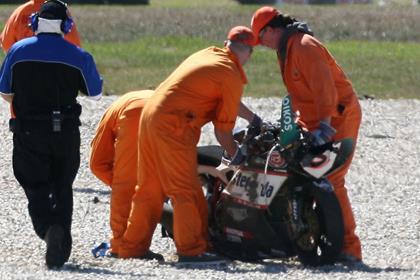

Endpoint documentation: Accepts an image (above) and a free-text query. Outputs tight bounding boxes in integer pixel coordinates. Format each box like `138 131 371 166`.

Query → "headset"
30 0 73 34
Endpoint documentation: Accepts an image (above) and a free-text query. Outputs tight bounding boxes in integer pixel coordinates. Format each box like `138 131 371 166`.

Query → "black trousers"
12 127 80 240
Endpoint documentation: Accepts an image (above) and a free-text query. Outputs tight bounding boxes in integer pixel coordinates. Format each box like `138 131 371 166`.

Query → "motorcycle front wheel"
294 185 344 266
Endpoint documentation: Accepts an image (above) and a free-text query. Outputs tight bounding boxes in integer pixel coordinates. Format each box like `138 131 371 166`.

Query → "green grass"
1 36 418 99
78 37 420 99
328 41 420 99
88 36 210 95
0 2 419 98
149 0 236 8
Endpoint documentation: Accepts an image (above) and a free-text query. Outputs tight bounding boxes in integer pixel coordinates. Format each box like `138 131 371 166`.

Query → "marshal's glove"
311 121 336 146
230 146 246 165
246 114 263 137
222 145 246 166
251 113 262 128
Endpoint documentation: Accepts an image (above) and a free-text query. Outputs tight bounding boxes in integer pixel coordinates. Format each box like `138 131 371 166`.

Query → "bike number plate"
223 169 286 208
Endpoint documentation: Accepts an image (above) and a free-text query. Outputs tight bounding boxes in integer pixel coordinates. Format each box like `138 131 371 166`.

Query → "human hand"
197 165 229 184
251 113 262 127
247 113 263 137
229 146 246 166
311 121 336 146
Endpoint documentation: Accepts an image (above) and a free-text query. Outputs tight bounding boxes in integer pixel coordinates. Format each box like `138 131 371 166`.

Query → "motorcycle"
160 96 354 266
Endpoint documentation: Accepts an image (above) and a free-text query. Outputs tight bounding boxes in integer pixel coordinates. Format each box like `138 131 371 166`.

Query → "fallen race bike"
161 96 354 266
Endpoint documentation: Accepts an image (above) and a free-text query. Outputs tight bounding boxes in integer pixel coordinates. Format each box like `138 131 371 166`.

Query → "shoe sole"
176 260 227 267
45 225 67 269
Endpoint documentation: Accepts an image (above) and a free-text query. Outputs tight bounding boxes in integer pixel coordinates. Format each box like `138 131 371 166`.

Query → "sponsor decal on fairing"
226 206 248 222
223 169 286 208
300 142 340 179
268 150 286 168
224 226 254 240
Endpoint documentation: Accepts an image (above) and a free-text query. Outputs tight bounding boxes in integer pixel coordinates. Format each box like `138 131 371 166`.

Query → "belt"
9 118 80 133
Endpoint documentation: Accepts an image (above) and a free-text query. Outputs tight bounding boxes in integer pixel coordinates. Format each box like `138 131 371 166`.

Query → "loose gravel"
0 96 419 280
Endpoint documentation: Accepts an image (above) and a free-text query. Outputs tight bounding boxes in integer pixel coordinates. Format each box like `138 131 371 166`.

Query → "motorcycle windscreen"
222 169 287 209
300 138 354 179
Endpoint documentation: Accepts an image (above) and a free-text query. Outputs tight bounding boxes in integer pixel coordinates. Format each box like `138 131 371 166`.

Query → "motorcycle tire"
294 185 344 266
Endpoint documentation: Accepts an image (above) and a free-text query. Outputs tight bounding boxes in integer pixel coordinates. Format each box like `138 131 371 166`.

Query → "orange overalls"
0 0 81 53
90 90 154 254
118 47 247 258
280 33 362 260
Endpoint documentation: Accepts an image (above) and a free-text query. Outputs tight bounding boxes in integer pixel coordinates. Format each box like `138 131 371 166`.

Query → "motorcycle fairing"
226 205 248 222
300 143 339 179
222 168 287 208
214 196 290 260
267 149 287 169
224 226 254 240
300 138 354 179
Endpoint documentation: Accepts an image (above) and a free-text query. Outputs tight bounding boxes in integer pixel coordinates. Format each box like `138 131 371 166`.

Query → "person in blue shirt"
0 0 102 269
